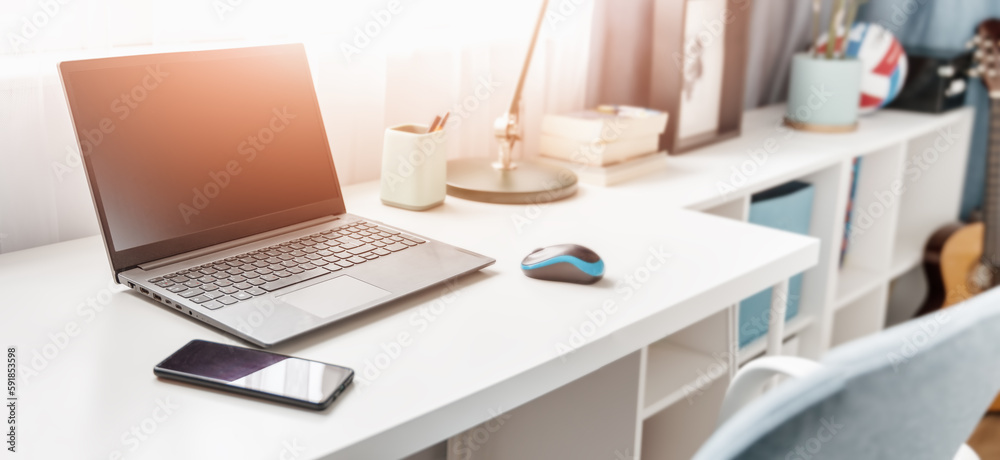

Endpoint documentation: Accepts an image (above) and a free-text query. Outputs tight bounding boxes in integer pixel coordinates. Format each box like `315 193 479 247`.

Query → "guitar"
918 19 1000 411
920 19 1000 315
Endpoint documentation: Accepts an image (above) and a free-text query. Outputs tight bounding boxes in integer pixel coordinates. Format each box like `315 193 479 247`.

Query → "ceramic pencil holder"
784 53 862 133
380 124 447 211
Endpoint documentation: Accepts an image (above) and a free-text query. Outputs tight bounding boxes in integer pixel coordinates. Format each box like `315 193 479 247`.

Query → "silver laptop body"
59 44 494 347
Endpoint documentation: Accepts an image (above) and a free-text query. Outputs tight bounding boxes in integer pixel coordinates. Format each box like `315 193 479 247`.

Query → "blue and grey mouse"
521 244 604 285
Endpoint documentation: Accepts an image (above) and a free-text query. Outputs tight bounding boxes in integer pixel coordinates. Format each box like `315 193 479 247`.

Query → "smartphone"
154 339 353 410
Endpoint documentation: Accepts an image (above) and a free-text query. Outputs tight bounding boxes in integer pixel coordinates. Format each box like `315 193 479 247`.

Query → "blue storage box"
738 181 814 348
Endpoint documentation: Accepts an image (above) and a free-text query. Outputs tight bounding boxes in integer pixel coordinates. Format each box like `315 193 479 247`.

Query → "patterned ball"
816 22 908 114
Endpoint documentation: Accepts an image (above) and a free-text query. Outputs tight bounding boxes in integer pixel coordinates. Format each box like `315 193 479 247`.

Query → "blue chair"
693 288 1000 460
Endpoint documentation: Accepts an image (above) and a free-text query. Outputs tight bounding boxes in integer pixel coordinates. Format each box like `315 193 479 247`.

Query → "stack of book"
536 106 669 186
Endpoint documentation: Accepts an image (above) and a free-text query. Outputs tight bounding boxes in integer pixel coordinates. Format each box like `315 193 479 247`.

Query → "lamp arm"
492 0 550 170
507 0 550 119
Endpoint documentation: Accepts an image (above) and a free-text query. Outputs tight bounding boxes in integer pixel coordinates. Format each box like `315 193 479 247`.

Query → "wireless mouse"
521 244 604 285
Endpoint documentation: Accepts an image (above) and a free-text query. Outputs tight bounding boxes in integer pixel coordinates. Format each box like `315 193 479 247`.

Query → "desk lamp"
445 0 578 204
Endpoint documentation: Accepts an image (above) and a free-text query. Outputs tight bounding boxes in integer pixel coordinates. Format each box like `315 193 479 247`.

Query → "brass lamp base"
446 157 578 204
783 117 858 133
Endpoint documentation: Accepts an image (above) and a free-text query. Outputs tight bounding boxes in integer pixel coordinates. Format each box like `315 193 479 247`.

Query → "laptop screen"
61 44 346 272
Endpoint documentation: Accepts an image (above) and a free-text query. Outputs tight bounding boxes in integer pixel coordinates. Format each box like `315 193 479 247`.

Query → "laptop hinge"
138 216 340 271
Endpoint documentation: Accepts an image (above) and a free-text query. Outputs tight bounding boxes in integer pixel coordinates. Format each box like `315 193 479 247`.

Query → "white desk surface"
3 175 816 459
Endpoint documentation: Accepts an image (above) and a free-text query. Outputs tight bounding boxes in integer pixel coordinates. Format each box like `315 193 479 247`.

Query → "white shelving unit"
414 105 975 460
738 314 815 364
641 308 731 420
636 105 974 460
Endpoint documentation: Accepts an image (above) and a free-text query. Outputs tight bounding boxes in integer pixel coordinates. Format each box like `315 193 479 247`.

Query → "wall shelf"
432 105 975 460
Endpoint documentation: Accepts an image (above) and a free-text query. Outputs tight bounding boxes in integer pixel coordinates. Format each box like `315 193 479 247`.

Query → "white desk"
3 178 817 459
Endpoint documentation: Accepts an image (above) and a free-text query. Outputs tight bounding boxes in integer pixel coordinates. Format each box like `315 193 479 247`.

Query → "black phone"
154 340 353 410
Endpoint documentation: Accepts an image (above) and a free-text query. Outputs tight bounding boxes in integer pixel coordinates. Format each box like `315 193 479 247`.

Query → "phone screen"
155 340 353 408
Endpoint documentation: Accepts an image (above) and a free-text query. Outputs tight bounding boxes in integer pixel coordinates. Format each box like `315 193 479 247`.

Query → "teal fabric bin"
739 181 814 348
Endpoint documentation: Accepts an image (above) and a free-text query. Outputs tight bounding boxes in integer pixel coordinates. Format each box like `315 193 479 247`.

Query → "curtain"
12 0 975 255
742 0 818 109
585 0 654 107
0 0 595 253
585 0 824 110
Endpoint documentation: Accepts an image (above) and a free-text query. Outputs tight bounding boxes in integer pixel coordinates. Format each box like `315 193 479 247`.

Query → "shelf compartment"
641 375 728 460
641 307 729 420
737 314 815 364
793 162 854 360
835 265 884 309
831 284 889 347
642 342 726 419
702 196 750 221
886 265 928 327
891 121 973 278
446 352 642 460
890 236 924 279
839 144 906 273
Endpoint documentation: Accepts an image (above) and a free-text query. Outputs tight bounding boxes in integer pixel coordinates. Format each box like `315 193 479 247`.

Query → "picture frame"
649 0 752 154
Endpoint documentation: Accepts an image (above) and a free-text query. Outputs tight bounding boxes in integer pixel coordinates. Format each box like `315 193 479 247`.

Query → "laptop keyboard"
145 220 425 310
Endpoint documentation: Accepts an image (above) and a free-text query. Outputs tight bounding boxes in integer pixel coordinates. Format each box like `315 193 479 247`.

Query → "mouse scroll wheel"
531 248 543 254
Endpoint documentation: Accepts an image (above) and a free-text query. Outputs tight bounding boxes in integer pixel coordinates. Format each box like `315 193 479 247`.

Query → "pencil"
811 0 821 57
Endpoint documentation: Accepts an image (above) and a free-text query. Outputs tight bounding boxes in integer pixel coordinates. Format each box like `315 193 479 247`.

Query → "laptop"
59 44 494 347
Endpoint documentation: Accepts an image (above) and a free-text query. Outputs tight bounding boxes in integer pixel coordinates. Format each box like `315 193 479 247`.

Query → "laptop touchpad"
278 276 391 318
